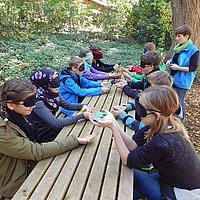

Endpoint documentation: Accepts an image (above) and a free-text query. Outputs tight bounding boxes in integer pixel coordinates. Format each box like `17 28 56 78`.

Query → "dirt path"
184 83 200 153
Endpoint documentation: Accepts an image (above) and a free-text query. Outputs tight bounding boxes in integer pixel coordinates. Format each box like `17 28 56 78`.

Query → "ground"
184 82 200 153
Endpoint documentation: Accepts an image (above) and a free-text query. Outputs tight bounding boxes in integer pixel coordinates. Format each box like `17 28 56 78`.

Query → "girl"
79 49 120 81
30 68 90 143
0 78 95 199
89 85 200 200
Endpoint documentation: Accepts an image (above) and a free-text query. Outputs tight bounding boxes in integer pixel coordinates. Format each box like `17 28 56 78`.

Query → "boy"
79 49 121 81
59 56 110 116
90 45 120 72
115 51 163 98
113 71 173 133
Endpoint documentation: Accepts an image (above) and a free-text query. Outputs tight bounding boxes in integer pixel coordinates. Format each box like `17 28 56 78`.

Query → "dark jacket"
92 60 114 72
128 128 200 197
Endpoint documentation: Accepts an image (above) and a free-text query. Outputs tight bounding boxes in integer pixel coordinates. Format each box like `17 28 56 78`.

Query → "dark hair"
68 56 83 69
79 49 91 58
0 78 35 120
175 24 192 37
89 45 102 51
141 51 163 68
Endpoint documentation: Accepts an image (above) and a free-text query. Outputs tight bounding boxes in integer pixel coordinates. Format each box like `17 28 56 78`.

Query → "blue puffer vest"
171 43 199 89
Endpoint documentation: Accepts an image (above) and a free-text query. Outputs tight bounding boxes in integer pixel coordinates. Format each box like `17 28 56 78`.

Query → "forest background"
0 0 199 152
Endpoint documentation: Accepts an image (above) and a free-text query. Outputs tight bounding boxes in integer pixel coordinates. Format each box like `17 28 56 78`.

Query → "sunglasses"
135 97 161 118
50 76 60 88
78 64 85 72
8 94 36 107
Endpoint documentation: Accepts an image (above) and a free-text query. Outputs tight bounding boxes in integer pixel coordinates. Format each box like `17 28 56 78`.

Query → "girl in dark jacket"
30 68 90 143
89 85 200 200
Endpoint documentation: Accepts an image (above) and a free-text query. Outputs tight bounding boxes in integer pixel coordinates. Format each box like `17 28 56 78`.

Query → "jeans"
133 169 162 200
173 86 188 120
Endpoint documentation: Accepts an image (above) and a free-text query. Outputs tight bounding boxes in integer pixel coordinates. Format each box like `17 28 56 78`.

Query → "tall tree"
166 0 200 60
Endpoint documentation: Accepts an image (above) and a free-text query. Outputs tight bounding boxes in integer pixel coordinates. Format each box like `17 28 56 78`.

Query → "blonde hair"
68 56 83 69
140 85 189 141
145 42 156 52
146 71 173 86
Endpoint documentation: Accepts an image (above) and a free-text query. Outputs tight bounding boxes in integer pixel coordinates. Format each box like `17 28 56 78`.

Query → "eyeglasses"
8 94 36 107
135 97 162 118
50 76 60 88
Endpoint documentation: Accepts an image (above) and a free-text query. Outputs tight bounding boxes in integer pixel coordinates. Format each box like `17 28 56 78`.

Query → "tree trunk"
165 0 200 62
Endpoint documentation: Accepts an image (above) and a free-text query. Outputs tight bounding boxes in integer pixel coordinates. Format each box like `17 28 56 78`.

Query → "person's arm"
88 110 138 165
123 86 141 98
93 60 114 72
33 101 84 130
170 51 199 72
119 111 145 132
82 69 109 81
64 77 103 97
127 135 167 169
128 80 144 89
0 126 79 161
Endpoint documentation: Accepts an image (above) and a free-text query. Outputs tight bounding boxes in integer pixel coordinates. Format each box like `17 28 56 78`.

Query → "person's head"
146 71 173 87
175 24 192 45
30 68 60 94
79 49 93 64
90 45 103 60
140 51 163 74
144 42 156 53
136 85 189 141
68 56 85 76
0 78 36 118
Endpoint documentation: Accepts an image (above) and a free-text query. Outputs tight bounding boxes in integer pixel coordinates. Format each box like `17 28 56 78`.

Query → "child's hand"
77 133 96 144
115 81 127 89
122 72 131 80
102 87 110 94
112 106 126 117
83 111 90 119
109 73 121 79
101 81 110 87
113 64 120 71
88 109 117 129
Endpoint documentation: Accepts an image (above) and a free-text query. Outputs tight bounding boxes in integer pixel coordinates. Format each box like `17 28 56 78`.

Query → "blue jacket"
59 68 103 116
171 43 199 89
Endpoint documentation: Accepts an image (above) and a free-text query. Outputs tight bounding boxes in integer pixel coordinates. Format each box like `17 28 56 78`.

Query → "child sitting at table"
115 51 163 99
90 45 120 73
0 78 95 199
30 68 90 143
113 71 173 133
59 56 110 116
89 85 200 200
123 42 166 82
79 49 121 81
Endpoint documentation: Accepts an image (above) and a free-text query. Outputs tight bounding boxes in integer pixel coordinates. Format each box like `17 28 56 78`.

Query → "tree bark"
165 0 200 61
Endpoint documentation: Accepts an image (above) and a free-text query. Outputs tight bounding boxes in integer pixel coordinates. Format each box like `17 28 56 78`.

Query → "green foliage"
130 0 173 49
0 34 143 84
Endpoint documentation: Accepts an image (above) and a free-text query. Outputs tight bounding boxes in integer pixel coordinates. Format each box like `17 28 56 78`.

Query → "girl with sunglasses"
89 85 200 200
0 78 95 199
30 68 90 143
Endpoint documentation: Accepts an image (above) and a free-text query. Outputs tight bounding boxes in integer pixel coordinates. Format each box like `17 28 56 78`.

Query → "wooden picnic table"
12 83 134 200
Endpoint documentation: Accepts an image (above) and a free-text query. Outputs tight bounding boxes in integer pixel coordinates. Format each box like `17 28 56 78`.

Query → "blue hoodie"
59 68 103 116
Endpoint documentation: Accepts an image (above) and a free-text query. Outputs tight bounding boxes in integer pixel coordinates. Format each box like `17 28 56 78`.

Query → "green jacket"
0 119 79 198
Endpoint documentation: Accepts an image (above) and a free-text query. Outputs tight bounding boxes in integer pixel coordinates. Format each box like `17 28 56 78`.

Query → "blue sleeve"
64 77 103 97
81 76 102 88
33 101 84 130
127 134 167 169
119 112 145 132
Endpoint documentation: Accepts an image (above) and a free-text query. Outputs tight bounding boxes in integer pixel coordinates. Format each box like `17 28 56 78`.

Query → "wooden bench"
12 84 134 200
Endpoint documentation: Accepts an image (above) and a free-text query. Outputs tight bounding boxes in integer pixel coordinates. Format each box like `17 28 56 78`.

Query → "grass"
0 34 143 84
